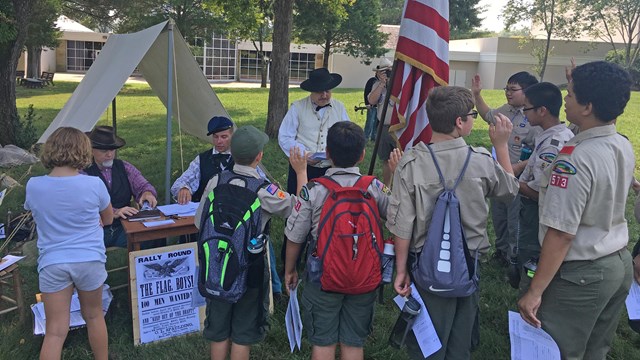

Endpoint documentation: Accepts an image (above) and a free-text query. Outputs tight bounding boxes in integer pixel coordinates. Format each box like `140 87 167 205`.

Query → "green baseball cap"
230 125 269 160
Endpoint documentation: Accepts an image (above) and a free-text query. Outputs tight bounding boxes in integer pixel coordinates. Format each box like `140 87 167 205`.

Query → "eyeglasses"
503 87 523 93
522 106 541 112
465 110 479 119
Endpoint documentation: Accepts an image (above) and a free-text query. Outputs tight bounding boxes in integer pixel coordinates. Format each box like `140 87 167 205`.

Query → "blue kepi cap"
207 116 234 136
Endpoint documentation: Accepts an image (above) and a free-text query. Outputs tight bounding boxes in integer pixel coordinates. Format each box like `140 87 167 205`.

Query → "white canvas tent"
38 20 230 202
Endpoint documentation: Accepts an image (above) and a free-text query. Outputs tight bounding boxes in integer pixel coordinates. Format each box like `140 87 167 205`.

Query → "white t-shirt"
25 174 111 272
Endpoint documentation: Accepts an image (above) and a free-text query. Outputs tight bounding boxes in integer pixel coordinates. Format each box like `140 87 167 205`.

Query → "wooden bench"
38 71 55 86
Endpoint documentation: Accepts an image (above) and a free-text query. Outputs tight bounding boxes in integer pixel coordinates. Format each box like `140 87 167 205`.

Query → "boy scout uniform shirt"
485 105 542 163
520 123 575 193
194 164 295 232
538 124 634 261
285 167 390 243
386 138 519 254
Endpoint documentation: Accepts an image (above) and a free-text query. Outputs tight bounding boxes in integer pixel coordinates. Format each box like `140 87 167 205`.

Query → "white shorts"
39 261 107 293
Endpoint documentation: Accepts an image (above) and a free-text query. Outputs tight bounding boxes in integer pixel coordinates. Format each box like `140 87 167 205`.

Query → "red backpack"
309 175 384 294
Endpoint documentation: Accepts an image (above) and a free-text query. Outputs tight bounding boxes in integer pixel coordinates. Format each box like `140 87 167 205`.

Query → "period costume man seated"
171 116 234 204
84 126 158 248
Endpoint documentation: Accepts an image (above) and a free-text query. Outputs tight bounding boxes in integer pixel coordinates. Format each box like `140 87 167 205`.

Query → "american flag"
389 0 449 150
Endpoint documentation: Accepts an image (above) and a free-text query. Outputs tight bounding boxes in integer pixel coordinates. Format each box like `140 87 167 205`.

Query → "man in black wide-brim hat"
84 126 158 248
277 68 350 271
278 68 350 194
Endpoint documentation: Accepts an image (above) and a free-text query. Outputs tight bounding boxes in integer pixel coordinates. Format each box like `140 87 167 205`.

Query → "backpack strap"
353 175 376 191
313 176 341 192
426 145 472 192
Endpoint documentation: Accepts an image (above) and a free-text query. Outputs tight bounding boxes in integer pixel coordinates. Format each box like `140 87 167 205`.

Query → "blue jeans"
269 241 282 294
364 108 378 141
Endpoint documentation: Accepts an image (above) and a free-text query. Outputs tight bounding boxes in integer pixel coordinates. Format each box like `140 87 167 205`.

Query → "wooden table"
121 216 198 252
0 264 25 323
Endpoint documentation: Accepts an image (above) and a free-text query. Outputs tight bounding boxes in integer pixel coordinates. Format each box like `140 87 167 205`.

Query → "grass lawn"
1 81 640 359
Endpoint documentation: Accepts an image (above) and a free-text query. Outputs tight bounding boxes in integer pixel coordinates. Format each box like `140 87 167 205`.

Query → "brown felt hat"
86 126 126 150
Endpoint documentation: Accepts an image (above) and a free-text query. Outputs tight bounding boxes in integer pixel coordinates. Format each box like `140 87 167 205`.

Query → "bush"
12 104 40 149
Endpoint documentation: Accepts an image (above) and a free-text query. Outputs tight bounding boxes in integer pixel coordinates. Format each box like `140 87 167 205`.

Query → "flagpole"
367 59 399 176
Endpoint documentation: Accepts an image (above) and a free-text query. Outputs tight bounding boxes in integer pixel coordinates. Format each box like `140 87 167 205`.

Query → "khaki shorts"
301 283 376 347
39 261 107 293
377 125 397 161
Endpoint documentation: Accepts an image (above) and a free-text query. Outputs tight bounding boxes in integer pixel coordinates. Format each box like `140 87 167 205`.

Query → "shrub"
12 104 39 150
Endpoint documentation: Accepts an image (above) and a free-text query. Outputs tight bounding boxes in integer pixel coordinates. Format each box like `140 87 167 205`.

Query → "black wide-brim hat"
300 68 342 92
86 125 126 150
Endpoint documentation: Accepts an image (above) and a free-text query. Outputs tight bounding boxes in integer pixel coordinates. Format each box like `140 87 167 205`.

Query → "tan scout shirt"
285 167 390 244
195 164 296 232
485 104 542 163
386 138 519 254
520 124 575 193
538 125 634 261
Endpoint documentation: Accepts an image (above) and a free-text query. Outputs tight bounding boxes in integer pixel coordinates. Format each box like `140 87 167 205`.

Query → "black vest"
85 159 133 209
192 149 234 202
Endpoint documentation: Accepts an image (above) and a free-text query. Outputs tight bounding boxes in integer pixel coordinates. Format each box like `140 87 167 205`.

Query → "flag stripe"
403 0 449 42
412 0 449 20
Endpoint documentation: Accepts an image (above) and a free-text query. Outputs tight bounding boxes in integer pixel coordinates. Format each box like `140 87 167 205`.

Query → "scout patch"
550 174 568 188
552 160 577 175
295 200 301 212
550 138 560 147
277 190 287 199
559 146 575 155
538 152 556 163
300 186 310 201
374 179 391 195
265 183 279 195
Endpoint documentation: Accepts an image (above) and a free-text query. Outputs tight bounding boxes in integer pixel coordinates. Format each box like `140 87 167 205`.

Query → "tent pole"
112 98 117 133
165 21 175 205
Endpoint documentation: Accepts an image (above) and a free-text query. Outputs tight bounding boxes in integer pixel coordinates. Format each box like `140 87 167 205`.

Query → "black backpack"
197 171 267 303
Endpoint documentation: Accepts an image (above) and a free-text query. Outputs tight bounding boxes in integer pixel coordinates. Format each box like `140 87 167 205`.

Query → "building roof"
56 15 94 33
379 24 400 49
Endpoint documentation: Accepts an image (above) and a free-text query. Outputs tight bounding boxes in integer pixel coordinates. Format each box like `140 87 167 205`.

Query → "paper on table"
626 281 640 320
393 284 442 358
142 219 175 228
157 202 199 217
285 286 303 353
0 255 25 272
508 311 560 360
32 285 114 335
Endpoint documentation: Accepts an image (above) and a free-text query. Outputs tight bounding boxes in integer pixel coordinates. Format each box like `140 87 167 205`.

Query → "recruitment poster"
130 242 204 345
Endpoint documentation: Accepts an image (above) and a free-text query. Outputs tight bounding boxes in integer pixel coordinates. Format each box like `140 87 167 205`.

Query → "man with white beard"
84 126 157 248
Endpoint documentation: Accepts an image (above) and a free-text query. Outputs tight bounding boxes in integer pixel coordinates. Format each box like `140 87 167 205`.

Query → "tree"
212 0 273 87
576 0 640 70
450 0 483 39
0 0 34 146
294 0 387 67
379 0 403 25
503 0 578 80
25 0 61 78
265 0 293 138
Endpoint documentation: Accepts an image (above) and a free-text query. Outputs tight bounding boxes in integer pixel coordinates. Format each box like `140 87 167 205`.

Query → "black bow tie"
212 153 230 161
315 103 332 112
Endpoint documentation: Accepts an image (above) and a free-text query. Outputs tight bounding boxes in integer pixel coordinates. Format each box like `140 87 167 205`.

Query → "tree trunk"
260 54 268 88
27 46 42 78
323 37 331 68
265 0 293 139
0 0 33 146
539 0 555 82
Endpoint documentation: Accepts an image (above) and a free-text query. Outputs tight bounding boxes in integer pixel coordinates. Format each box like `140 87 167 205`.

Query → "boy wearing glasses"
471 72 541 267
389 86 519 360
517 82 574 289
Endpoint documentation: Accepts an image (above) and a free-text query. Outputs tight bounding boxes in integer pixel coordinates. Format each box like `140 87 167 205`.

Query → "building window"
192 32 236 81
66 40 104 71
238 50 316 82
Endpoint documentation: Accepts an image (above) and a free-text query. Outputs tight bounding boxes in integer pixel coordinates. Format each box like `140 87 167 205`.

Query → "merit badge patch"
550 174 568 188
374 179 391 195
559 146 575 155
300 186 310 201
552 160 577 175
265 183 279 195
295 200 301 212
538 152 557 163
277 190 287 199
